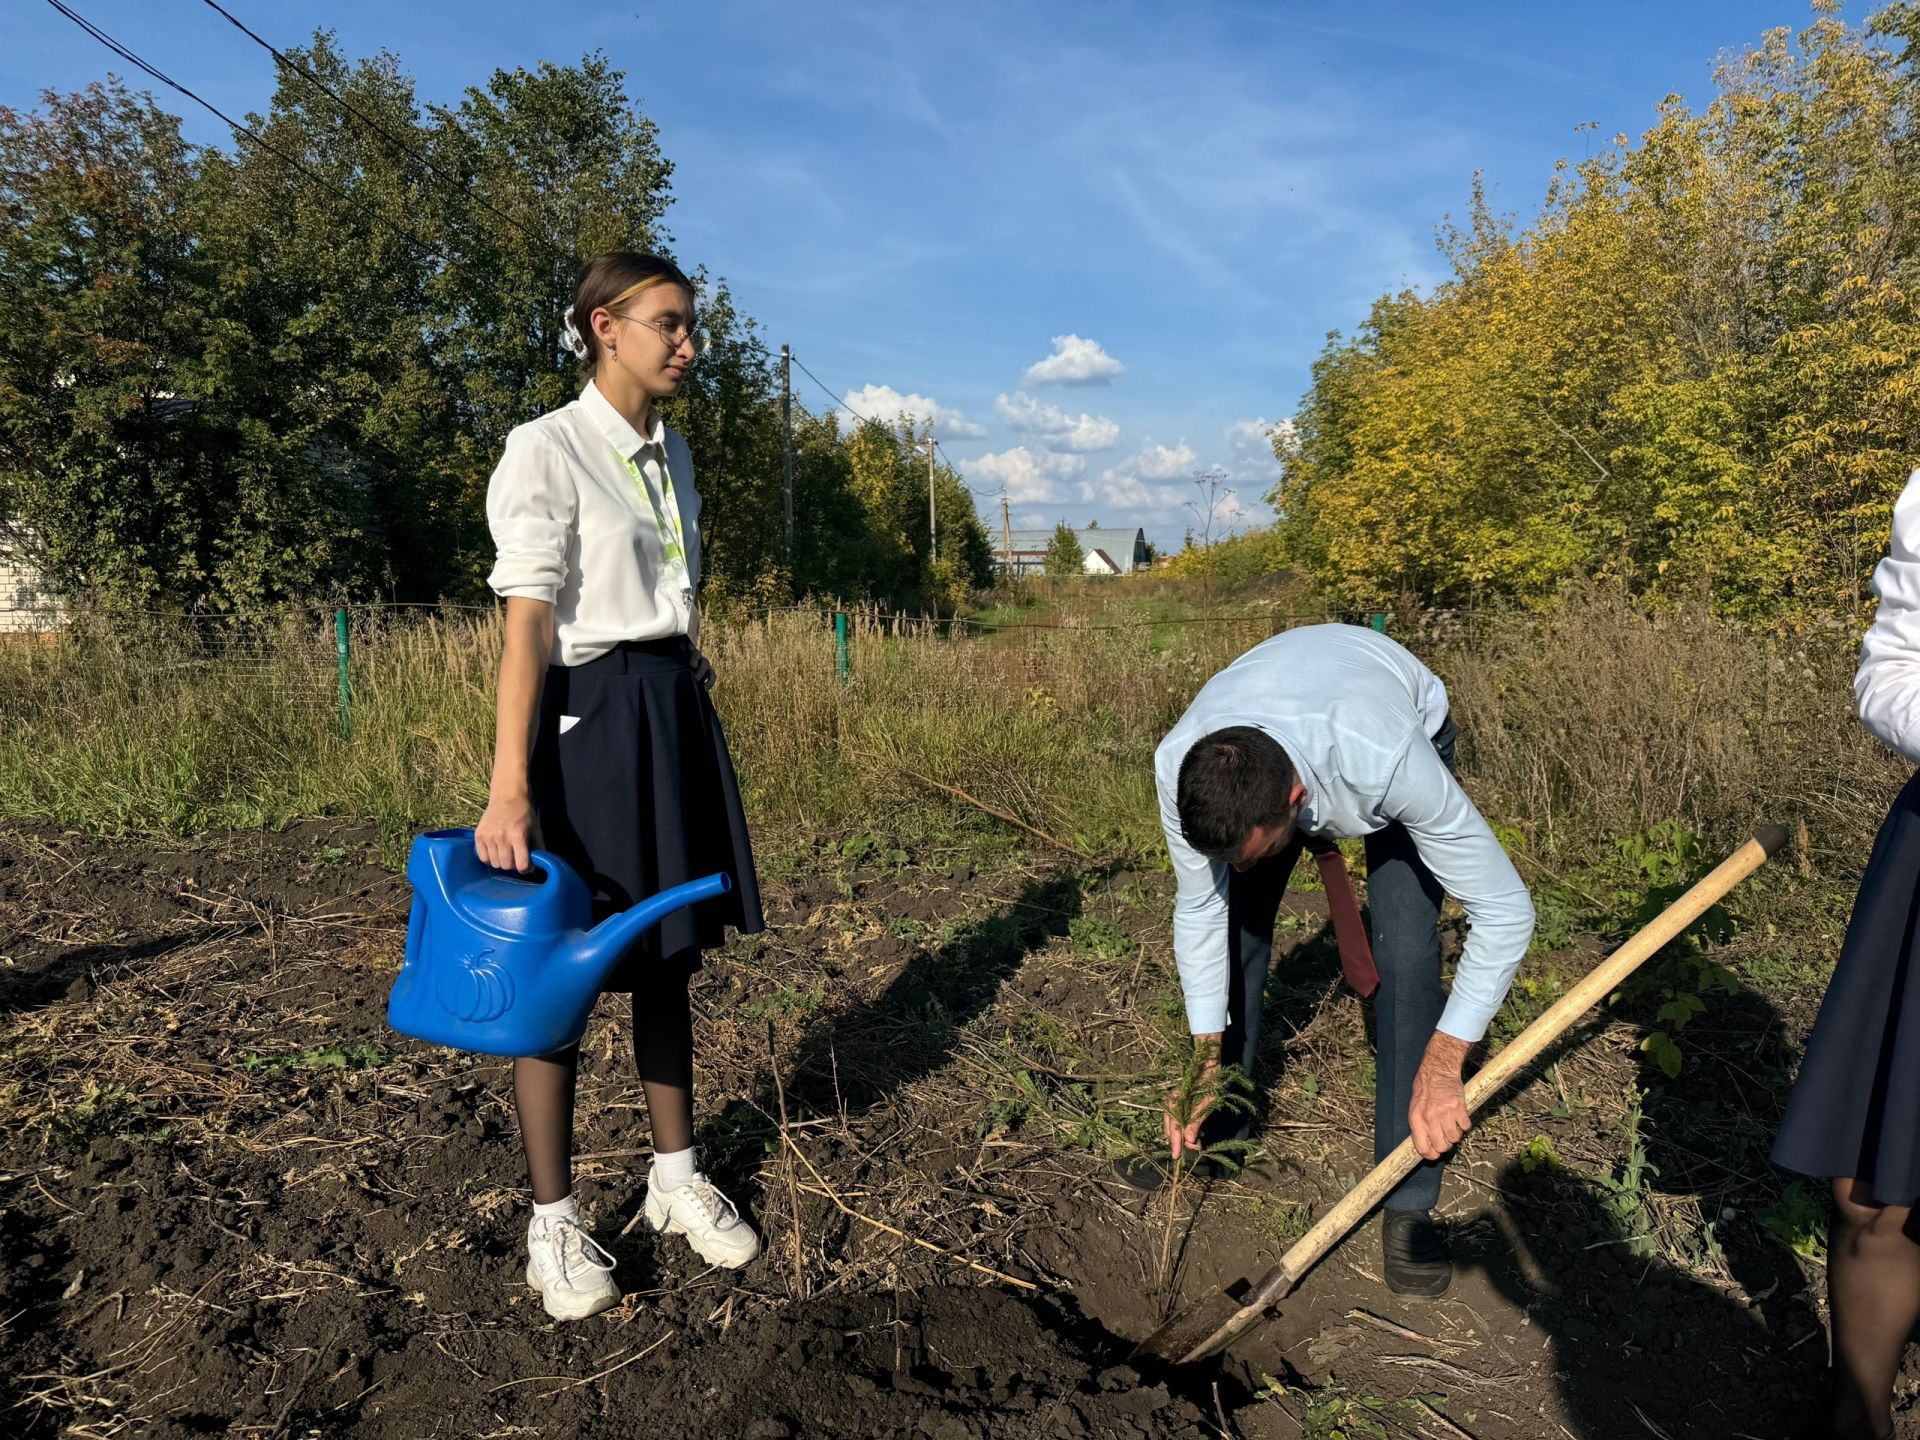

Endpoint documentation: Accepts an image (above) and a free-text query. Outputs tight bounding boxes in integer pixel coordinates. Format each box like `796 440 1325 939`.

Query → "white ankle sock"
532 1194 578 1223
650 1147 696 1191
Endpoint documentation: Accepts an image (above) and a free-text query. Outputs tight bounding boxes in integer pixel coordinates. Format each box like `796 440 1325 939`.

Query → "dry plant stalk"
766 1018 808 1301
780 1131 1038 1292
874 755 1095 861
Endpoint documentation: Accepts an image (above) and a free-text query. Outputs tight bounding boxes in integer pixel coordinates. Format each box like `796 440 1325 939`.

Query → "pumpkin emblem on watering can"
387 828 731 1058
434 947 514 1024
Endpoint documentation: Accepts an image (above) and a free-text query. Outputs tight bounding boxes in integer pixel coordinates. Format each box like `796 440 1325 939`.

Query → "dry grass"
1430 588 1899 871
0 585 1897 909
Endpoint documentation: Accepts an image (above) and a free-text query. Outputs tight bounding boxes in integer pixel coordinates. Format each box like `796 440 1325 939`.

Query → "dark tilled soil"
0 823 1880 1438
0 827 1238 1438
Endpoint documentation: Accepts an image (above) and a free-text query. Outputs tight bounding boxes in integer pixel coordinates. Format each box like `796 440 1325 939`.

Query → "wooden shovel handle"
1179 824 1787 1363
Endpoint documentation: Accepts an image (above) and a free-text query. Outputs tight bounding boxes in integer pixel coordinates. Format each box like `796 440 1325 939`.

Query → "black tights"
512 969 696 1206
1825 1177 1920 1440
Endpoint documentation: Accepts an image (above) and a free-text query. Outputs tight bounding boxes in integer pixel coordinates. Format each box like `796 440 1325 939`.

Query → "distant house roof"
998 525 1149 575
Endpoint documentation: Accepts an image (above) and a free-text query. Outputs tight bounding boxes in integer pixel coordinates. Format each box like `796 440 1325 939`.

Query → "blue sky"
7 0 1823 545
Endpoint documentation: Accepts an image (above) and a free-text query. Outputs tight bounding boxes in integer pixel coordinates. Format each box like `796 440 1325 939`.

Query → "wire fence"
0 591 1403 735
0 584 1865 744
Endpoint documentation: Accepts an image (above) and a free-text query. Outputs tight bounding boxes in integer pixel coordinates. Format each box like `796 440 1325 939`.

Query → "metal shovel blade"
1131 1279 1253 1366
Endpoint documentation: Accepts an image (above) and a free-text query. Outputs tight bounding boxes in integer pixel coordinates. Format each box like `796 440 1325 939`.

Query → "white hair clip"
560 304 590 360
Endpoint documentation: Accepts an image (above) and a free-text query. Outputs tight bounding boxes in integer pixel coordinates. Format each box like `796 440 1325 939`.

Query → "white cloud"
1125 441 1198 481
1225 416 1296 467
1023 334 1124 386
965 446 1085 504
839 383 985 438
1076 442 1198 512
1079 473 1166 511
1074 454 1264 535
993 391 1120 451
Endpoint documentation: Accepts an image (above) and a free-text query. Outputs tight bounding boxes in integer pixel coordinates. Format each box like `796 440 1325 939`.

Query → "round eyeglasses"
627 314 711 358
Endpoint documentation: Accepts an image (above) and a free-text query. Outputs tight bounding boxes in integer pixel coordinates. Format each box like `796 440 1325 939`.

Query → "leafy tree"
0 82 220 606
0 42 995 616
1044 522 1085 577
1271 5 1920 621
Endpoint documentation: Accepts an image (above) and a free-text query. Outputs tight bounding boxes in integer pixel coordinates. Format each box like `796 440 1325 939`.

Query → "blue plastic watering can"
387 828 732 1058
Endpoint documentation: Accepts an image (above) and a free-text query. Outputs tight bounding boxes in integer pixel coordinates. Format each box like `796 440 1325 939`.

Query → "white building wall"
0 533 63 633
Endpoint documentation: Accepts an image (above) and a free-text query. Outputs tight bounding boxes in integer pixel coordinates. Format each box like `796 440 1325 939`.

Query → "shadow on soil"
706 866 1095 1159
0 935 197 1018
1478 969 1828 1437
1473 1151 1824 1439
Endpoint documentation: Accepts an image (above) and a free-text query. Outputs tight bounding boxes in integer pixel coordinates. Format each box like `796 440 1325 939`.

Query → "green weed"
1759 1181 1829 1262
239 1042 383 1072
1591 1086 1659 1257
745 984 826 1021
1520 1133 1561 1173
840 832 909 869
47 1081 165 1147
1261 1200 1314 1245
1067 914 1132 960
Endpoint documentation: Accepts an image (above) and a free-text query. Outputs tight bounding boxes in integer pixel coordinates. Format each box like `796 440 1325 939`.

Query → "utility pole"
927 420 937 562
780 345 794 557
1000 489 1013 578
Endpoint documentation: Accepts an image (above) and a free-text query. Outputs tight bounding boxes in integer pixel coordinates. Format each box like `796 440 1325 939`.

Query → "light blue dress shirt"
1154 624 1535 1043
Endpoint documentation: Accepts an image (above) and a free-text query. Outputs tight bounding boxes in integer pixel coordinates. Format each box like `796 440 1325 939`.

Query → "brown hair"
571 251 695 368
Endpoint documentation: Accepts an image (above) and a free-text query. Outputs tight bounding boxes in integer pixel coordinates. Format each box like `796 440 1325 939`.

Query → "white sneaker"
644 1172 762 1269
525 1214 620 1320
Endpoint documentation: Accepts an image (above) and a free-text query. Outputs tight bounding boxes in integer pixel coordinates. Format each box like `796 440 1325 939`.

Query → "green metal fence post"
834 610 850 685
1368 611 1387 634
335 607 352 736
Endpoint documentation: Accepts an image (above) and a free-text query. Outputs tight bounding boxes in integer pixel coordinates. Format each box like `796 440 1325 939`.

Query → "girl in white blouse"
475 253 766 1321
1776 468 1920 1440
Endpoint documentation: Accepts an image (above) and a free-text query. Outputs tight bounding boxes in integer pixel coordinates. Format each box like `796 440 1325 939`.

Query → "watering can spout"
560 872 734 983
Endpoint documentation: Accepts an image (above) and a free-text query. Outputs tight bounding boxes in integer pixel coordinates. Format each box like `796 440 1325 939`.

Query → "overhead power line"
195 0 558 259
48 0 994 528
46 0 462 275
789 352 874 425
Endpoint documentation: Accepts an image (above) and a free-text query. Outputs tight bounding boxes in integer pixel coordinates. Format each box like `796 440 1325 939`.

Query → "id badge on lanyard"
613 445 694 614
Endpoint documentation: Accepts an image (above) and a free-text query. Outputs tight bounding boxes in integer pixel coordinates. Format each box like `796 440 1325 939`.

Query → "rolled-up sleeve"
1855 470 1920 764
485 426 574 604
1381 736 1535 1043
1157 741 1235 1035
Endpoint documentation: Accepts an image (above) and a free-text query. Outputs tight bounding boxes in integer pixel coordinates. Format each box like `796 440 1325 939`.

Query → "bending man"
1155 623 1533 1297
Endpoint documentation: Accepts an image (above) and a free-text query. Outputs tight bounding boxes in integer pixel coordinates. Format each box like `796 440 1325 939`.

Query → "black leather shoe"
1381 1208 1451 1297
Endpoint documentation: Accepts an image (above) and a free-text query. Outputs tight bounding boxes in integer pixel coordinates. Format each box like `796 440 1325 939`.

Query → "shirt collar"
580 380 666 459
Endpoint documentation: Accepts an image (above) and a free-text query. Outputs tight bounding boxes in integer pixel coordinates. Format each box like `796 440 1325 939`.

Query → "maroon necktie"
1305 837 1379 999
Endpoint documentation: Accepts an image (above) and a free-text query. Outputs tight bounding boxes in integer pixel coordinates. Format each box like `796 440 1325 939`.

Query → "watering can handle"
466 837 570 885
519 849 570 884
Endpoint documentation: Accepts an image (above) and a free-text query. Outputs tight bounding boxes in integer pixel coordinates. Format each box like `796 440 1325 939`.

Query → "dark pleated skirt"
529 636 764 992
1774 769 1920 1205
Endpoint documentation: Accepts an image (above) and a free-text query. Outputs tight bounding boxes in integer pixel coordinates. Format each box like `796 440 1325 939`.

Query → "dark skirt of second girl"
529 634 764 985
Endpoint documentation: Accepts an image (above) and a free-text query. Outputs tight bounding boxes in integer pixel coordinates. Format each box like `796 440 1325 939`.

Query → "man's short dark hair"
1176 726 1298 857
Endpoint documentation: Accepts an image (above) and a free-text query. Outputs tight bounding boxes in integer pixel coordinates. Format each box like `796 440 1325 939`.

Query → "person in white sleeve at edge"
475 251 765 1321
1774 470 1920 1440
1151 622 1534 1297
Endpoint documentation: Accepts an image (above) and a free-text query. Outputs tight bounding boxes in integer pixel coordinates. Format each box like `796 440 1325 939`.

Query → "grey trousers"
1214 715 1457 1211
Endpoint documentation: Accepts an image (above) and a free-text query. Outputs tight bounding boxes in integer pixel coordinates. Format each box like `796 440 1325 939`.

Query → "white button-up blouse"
485 381 703 666
1857 469 1920 763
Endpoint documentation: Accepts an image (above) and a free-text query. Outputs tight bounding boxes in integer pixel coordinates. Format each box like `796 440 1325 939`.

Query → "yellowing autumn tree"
1275 4 1920 620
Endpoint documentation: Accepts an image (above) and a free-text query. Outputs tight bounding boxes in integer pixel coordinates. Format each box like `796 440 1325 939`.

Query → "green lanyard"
612 443 693 610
